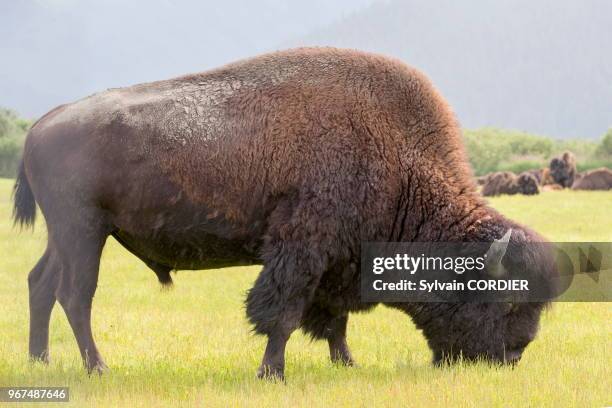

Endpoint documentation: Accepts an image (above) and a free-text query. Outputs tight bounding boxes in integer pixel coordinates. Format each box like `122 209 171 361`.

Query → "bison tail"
12 160 37 228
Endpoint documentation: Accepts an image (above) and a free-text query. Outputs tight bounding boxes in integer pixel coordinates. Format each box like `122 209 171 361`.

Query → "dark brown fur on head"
390 208 557 365
550 151 577 188
517 172 540 195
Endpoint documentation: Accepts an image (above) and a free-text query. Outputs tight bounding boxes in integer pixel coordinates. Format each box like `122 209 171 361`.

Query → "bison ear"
484 229 512 277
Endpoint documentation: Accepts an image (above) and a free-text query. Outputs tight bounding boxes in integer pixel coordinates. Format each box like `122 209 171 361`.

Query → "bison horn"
484 228 512 277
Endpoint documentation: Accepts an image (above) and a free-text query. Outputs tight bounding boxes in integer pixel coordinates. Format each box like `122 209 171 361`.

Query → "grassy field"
0 177 610 407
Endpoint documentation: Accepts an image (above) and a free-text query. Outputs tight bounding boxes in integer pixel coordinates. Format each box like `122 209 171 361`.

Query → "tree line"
464 128 612 176
0 108 32 178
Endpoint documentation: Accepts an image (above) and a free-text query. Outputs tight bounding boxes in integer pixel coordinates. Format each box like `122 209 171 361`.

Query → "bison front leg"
301 306 355 366
246 241 327 381
326 314 355 366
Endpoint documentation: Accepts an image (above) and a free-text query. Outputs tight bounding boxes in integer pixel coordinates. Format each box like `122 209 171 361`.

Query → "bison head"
421 300 546 366
517 173 540 195
405 227 558 366
549 152 576 187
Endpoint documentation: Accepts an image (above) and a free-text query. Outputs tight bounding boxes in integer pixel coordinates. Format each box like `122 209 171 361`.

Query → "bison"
475 175 488 186
516 172 540 195
481 171 540 196
525 167 555 186
13 48 557 380
549 152 577 188
571 167 612 190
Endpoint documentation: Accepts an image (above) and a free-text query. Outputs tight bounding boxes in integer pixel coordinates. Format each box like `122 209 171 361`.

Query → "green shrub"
463 128 555 175
0 108 31 178
497 160 547 174
595 128 612 157
463 127 608 176
0 137 22 177
463 129 511 175
576 159 612 173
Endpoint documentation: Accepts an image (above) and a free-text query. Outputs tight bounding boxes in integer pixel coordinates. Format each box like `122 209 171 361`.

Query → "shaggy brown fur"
475 175 488 186
549 151 577 188
524 169 541 184
14 47 557 380
481 172 517 196
517 172 540 195
481 171 539 196
525 168 554 185
571 167 612 190
540 168 556 185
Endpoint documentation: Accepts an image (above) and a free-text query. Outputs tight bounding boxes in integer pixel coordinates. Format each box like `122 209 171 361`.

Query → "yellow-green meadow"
0 179 610 407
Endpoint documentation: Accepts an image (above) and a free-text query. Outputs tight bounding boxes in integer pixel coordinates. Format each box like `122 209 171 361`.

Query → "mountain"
290 0 612 138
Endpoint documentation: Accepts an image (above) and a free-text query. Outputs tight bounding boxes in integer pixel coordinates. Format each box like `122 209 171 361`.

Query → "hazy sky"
1 0 610 138
0 0 375 117
293 0 612 138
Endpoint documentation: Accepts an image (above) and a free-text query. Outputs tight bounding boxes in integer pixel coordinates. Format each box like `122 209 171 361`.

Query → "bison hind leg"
28 248 59 363
52 220 109 374
301 305 355 366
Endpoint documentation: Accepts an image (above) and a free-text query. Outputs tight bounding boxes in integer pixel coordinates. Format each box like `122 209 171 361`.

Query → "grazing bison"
481 171 539 196
571 168 612 190
549 152 577 188
13 48 557 380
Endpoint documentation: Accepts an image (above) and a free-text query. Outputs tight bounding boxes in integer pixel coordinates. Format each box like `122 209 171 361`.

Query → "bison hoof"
333 357 357 367
29 351 50 365
256 365 285 382
87 361 109 376
330 347 357 367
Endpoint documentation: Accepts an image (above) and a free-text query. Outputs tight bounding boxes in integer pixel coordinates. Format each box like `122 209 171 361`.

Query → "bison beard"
14 47 557 380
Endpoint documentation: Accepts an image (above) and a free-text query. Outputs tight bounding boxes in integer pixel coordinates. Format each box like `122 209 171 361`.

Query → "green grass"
0 178 610 407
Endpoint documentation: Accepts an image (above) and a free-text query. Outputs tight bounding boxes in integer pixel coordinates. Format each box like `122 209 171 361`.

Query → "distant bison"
549 152 577 188
571 168 612 190
525 168 555 186
13 48 557 380
481 171 540 196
